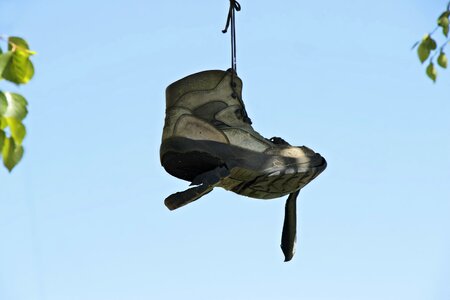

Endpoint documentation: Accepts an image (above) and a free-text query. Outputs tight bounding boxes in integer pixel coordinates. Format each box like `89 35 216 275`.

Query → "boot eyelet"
231 92 237 98
231 81 237 88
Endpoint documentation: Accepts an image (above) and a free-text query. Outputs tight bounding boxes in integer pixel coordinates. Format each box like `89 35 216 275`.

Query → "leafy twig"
414 2 450 82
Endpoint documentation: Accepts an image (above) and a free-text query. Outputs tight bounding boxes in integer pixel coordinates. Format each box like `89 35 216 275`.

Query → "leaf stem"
430 26 439 36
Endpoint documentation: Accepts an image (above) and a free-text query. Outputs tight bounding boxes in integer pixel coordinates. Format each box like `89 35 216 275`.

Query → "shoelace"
222 0 241 73
222 0 241 34
223 1 252 124
228 69 253 125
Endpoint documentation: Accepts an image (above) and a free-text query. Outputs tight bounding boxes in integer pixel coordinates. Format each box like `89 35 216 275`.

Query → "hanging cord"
222 0 241 72
222 0 252 124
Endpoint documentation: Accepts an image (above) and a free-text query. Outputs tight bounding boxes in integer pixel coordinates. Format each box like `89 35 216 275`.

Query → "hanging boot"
161 69 326 206
161 1 326 262
160 69 326 261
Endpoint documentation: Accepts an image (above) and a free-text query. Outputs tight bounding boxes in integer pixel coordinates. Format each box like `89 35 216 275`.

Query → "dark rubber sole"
161 137 327 199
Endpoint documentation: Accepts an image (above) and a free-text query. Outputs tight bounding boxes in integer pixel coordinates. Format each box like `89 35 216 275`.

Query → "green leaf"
417 35 440 63
438 12 450 37
1 50 35 84
0 117 7 129
0 37 35 83
418 42 431 63
444 25 449 37
0 129 5 151
425 36 437 50
2 92 28 121
8 36 36 56
2 137 24 172
0 92 7 116
0 51 13 78
439 17 450 27
8 37 30 51
438 11 450 22
5 118 26 145
0 116 5 128
426 62 438 82
438 13 450 26
438 52 448 68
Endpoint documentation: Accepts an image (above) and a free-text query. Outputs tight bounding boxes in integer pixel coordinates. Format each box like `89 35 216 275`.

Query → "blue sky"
1 0 449 299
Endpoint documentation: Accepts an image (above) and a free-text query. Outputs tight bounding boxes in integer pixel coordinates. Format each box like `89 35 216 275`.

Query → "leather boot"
160 69 326 261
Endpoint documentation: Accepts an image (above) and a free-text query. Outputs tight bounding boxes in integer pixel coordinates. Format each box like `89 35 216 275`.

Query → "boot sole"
160 137 327 199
